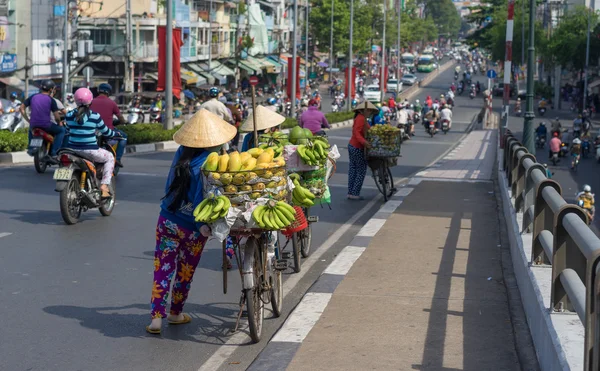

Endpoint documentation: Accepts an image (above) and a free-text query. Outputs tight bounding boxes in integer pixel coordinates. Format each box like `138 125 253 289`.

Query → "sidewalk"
249 129 525 371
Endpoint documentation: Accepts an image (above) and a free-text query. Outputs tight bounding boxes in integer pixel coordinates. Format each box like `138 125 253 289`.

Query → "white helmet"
415 99 420 104
584 184 592 192
573 138 582 145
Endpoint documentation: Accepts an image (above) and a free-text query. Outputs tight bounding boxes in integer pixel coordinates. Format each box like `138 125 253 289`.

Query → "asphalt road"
0 64 484 371
500 98 600 235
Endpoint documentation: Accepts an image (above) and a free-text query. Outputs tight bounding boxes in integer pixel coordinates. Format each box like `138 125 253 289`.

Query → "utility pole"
208 0 214 70
347 0 353 110
126 0 133 93
523 0 536 153
502 0 514 139
62 0 69 100
306 2 309 78
396 0 401 94
165 0 174 129
24 47 29 98
329 0 334 73
291 0 299 117
380 0 386 102
583 8 590 113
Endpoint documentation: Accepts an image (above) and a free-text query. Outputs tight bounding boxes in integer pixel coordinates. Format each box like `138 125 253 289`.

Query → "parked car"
493 83 515 97
387 79 403 92
363 84 381 102
401 74 419 86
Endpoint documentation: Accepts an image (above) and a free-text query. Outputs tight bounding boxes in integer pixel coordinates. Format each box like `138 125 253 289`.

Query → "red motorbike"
30 128 56 173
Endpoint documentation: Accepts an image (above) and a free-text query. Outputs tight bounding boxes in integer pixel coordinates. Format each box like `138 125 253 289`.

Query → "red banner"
286 56 301 99
345 67 356 98
381 66 389 92
157 26 183 98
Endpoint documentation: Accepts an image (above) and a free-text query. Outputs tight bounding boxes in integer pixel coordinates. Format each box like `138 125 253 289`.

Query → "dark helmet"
225 93 233 102
10 92 17 99
209 87 219 97
40 80 56 92
98 83 112 95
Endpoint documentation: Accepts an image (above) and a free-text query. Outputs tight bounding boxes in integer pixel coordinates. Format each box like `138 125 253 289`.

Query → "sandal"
168 313 192 325
145 326 161 335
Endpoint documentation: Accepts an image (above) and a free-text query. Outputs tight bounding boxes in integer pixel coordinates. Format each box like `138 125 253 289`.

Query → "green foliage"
547 6 600 71
281 118 299 129
325 111 354 123
119 124 180 145
0 130 28 153
310 0 439 57
423 0 462 38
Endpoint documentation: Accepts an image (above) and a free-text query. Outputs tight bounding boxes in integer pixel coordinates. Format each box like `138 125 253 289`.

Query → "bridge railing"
503 130 600 370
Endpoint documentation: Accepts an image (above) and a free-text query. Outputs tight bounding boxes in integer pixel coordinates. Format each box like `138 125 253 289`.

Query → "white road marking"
118 171 164 177
380 200 403 213
0 232 12 238
356 218 387 237
271 293 333 343
197 193 383 371
323 246 366 276
328 183 378 191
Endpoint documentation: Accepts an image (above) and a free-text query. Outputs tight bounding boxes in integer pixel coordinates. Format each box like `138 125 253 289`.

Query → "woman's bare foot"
146 318 162 334
167 313 185 323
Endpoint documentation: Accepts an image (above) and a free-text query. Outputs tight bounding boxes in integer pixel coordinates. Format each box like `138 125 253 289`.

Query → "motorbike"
413 111 421 125
469 90 476 99
560 142 569 157
127 107 144 124
514 106 522 117
53 135 122 225
582 138 591 158
573 127 582 139
441 119 450 134
29 128 59 174
457 87 464 95
535 135 546 149
332 102 340 113
538 106 546 116
454 72 459 80
578 200 594 224
0 107 25 132
427 120 437 137
551 151 559 166
149 107 161 123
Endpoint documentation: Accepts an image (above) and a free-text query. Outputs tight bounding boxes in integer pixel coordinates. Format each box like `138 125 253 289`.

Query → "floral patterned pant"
151 215 207 319
348 144 368 196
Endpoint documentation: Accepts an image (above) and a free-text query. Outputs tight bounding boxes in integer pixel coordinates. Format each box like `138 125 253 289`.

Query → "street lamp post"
291 0 298 117
396 1 401 94
329 0 334 71
523 0 536 153
583 8 591 113
347 0 353 110
380 0 386 102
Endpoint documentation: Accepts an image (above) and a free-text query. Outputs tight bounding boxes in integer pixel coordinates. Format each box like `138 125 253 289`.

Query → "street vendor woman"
347 100 378 200
146 109 236 335
240 104 286 152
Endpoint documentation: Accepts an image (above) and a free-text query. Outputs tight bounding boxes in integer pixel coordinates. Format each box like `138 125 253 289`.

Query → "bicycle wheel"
270 233 283 317
300 208 312 258
378 165 389 201
385 166 395 199
222 240 228 295
243 237 264 343
291 232 302 273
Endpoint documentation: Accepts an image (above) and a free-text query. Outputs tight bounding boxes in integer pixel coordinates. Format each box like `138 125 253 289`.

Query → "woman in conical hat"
239 105 286 152
146 109 236 335
347 100 377 200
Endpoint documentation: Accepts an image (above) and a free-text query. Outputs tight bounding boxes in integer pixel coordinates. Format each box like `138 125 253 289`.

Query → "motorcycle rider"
538 97 547 112
439 94 447 107
549 131 562 159
397 102 410 134
9 92 21 120
573 114 583 138
413 99 422 120
20 80 66 161
571 137 582 169
440 104 453 130
201 87 233 122
457 81 465 94
446 89 455 107
536 122 547 144
90 83 128 167
424 106 440 132
425 95 433 108
475 81 481 94
65 93 77 112
550 116 562 136
450 82 456 93
265 97 278 112
300 99 330 134
65 88 119 198
576 185 595 222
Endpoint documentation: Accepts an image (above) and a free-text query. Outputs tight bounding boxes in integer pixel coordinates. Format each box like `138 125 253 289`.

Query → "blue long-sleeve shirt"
160 146 208 231
65 110 114 150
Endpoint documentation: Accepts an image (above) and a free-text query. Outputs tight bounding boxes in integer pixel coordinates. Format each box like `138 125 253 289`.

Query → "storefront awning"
0 76 24 89
181 67 208 86
200 61 235 77
255 56 282 74
144 72 159 81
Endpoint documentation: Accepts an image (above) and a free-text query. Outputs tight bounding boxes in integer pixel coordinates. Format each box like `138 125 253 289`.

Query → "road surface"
0 64 485 371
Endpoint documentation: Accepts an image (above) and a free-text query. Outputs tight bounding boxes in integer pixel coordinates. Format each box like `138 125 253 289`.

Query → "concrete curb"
0 119 355 164
497 146 581 369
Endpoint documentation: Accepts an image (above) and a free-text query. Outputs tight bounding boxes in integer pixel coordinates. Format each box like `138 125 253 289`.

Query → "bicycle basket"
282 206 308 237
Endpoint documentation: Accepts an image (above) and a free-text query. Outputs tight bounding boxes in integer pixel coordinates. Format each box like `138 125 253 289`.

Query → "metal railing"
503 130 600 370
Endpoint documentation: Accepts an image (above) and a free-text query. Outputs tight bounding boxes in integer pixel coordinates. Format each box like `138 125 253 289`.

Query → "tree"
423 0 462 38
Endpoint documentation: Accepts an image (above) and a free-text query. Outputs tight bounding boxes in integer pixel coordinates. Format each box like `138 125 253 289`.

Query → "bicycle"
222 229 284 343
369 156 396 201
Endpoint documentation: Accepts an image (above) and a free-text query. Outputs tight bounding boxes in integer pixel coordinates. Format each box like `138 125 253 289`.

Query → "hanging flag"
157 26 183 98
287 56 301 99
345 67 356 98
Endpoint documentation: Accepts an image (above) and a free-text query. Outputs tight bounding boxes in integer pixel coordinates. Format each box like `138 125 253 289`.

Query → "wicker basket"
282 206 308 237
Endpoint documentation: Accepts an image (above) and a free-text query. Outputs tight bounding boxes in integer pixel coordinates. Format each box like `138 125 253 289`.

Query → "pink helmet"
74 88 93 106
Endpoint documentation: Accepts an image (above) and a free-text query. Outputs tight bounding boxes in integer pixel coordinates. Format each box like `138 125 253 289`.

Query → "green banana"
213 197 225 213
274 207 292 227
277 202 296 220
270 210 285 229
262 209 275 229
197 201 214 221
193 198 210 217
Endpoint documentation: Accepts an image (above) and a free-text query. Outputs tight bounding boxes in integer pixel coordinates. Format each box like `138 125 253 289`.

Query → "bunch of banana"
291 178 316 207
258 143 284 158
297 141 329 166
193 195 231 223
252 201 297 230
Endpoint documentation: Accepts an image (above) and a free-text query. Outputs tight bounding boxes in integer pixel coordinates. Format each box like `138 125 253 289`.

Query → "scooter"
582 138 591 158
560 142 569 157
149 107 161 123
0 108 25 132
551 151 559 166
538 106 546 116
441 119 450 134
127 107 144 124
535 135 546 149
413 111 421 125
469 90 475 99
427 120 437 137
